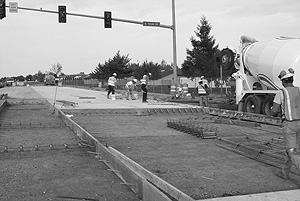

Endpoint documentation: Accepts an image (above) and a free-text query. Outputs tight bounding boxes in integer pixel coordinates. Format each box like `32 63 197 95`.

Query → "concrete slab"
31 86 197 110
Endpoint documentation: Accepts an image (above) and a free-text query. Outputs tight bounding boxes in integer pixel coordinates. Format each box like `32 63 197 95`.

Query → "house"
150 68 204 88
150 68 185 86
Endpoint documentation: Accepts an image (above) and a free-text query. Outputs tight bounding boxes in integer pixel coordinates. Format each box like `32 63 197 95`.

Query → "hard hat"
133 79 137 83
278 68 294 80
200 76 204 79
113 73 117 76
149 73 152 76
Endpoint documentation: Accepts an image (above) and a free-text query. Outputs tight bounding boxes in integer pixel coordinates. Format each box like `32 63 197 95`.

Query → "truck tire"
220 48 235 71
262 96 273 116
244 95 262 114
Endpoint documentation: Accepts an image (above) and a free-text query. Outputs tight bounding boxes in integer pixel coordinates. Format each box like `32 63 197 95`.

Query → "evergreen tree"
91 51 132 80
104 51 131 79
128 60 167 80
182 16 219 79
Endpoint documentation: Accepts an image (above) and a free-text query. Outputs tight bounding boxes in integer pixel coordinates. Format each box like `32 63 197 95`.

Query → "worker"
174 87 183 99
194 79 209 106
141 73 151 103
200 75 209 86
125 79 137 100
107 73 117 99
271 68 300 179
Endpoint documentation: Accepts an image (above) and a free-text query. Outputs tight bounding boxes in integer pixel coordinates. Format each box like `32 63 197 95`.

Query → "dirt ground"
67 109 300 200
1 86 300 201
0 100 140 201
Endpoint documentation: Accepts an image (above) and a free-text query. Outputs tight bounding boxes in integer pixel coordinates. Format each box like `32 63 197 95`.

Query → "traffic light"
58 5 66 23
104 11 112 28
0 0 6 20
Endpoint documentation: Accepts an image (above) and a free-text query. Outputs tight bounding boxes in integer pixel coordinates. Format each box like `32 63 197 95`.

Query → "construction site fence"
62 79 172 94
62 79 235 95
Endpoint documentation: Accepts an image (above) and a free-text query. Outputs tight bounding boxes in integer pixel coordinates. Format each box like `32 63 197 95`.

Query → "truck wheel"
262 96 273 116
220 48 235 74
244 95 262 114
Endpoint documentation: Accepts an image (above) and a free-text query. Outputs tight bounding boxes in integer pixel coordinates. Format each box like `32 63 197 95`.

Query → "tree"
36 70 45 82
140 60 160 80
105 51 132 79
16 75 25 81
26 74 33 81
182 16 219 79
128 60 163 80
91 51 132 80
50 62 63 77
160 60 173 72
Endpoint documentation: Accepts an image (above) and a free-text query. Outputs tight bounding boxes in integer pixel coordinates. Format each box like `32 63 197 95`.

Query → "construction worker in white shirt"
195 79 209 107
125 79 137 100
200 75 209 86
107 73 117 99
271 68 300 180
141 73 151 103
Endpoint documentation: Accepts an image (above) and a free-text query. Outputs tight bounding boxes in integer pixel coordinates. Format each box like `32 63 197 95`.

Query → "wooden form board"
109 147 194 201
0 100 7 113
53 106 194 201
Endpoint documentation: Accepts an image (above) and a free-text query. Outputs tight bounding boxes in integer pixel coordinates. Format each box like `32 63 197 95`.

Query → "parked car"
6 78 14 86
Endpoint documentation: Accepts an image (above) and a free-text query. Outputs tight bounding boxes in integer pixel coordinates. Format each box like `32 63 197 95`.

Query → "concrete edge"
199 189 300 201
0 100 7 113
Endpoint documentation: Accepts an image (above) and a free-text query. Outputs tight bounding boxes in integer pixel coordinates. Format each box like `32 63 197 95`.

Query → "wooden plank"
109 147 194 201
53 104 193 201
143 180 172 201
102 149 144 198
0 100 7 113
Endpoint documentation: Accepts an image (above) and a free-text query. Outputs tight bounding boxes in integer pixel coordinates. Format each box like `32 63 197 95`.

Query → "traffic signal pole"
5 2 178 84
171 0 178 85
11 6 173 29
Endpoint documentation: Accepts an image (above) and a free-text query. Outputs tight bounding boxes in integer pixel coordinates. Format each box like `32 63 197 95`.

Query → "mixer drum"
242 37 300 89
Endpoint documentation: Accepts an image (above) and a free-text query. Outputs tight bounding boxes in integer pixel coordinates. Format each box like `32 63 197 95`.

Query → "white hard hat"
133 79 137 83
113 73 117 76
149 73 152 76
200 76 204 79
278 68 294 80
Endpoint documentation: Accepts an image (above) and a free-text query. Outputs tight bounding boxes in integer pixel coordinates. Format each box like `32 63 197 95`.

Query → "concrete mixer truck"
220 36 300 115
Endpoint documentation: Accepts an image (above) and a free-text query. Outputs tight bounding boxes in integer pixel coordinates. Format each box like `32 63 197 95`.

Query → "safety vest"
108 76 116 86
125 81 135 89
282 87 300 121
201 79 209 85
141 75 149 85
197 84 207 95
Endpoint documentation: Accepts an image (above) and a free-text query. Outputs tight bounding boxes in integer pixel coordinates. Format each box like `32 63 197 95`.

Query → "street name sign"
143 21 160 26
9 2 18 13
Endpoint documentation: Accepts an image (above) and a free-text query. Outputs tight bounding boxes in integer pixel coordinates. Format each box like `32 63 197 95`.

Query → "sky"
1 0 300 77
